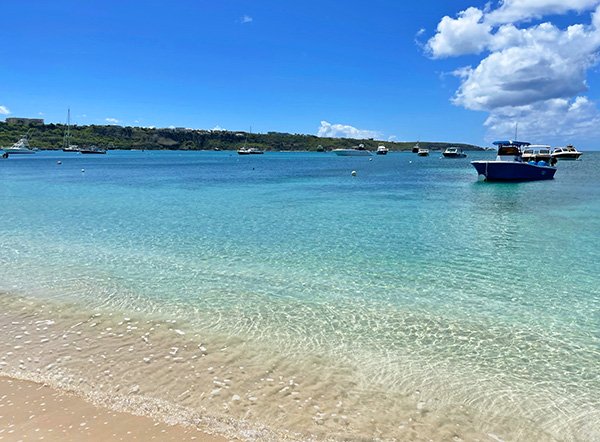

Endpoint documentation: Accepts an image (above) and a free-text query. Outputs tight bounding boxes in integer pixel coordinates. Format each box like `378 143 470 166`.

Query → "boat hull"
553 153 582 160
333 149 372 156
4 149 35 154
442 153 466 158
471 161 556 181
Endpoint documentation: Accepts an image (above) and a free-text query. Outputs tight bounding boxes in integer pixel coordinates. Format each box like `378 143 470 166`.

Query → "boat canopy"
492 140 531 147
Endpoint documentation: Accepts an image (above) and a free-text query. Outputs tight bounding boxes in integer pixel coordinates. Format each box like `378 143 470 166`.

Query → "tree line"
0 122 483 152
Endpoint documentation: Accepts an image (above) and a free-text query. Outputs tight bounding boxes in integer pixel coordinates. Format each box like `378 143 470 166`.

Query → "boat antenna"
514 122 518 141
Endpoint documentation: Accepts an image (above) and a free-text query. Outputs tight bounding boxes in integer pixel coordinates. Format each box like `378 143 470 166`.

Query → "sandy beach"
0 376 227 441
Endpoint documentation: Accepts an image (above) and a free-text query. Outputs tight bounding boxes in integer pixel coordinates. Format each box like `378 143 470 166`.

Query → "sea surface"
1 150 599 441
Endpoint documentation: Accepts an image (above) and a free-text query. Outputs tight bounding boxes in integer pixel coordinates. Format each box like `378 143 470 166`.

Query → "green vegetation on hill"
0 121 483 152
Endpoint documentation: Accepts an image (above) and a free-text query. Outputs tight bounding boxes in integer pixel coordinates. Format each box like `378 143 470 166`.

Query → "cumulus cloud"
105 117 119 124
427 7 492 57
488 0 600 24
212 125 225 131
317 121 380 139
0 105 10 115
240 15 253 24
485 96 600 139
426 1 600 140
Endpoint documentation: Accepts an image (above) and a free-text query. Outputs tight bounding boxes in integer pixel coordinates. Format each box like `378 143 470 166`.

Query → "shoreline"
0 292 576 441
0 375 228 441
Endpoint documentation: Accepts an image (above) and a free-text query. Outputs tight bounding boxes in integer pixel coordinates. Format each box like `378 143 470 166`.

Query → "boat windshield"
497 145 520 156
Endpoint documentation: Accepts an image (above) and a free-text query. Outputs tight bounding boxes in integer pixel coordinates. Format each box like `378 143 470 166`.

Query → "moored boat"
471 140 556 181
79 145 107 154
412 142 420 153
417 148 429 156
3 136 36 155
376 145 389 155
62 109 80 152
521 145 554 164
552 144 582 161
333 144 372 156
238 147 263 155
442 147 466 158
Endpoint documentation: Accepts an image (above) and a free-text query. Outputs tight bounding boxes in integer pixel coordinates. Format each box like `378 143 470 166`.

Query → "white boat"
521 145 554 164
62 109 80 152
3 136 36 154
442 146 466 158
333 144 372 156
417 148 429 156
552 144 582 160
79 145 107 154
376 145 389 155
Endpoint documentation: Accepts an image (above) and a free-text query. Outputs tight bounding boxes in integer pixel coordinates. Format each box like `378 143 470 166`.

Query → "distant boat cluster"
1 128 583 183
327 140 583 182
471 140 582 181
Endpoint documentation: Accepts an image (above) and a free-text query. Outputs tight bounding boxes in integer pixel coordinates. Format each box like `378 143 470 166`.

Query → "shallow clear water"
1 150 599 440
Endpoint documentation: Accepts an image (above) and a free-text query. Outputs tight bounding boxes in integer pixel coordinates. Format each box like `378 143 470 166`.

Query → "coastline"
0 376 228 441
0 291 578 441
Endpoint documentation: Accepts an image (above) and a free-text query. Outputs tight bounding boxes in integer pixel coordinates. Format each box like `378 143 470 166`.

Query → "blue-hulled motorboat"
471 140 556 181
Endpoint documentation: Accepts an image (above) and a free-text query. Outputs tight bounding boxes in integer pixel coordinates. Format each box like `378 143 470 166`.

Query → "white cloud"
212 125 225 131
0 105 10 115
426 2 600 140
488 0 600 25
240 15 253 24
427 7 492 58
317 120 380 139
485 96 600 140
105 117 119 124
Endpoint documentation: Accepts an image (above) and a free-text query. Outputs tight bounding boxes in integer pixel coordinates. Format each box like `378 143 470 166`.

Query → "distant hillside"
0 121 483 152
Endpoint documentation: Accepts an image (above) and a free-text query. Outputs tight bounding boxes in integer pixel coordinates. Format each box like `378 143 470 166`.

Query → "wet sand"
0 376 228 441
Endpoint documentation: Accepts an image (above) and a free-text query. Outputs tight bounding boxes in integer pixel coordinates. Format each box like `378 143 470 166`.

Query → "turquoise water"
1 150 599 440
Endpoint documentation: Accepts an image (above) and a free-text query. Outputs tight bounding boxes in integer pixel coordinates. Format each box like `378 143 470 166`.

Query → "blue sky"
2 1 600 148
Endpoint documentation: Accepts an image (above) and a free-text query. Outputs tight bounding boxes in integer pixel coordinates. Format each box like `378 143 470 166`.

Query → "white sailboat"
62 109 79 152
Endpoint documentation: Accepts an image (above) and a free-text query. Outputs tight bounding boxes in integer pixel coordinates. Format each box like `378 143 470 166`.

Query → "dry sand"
0 376 229 441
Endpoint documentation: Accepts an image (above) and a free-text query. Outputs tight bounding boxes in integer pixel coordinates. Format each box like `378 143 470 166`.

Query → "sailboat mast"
63 108 71 149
